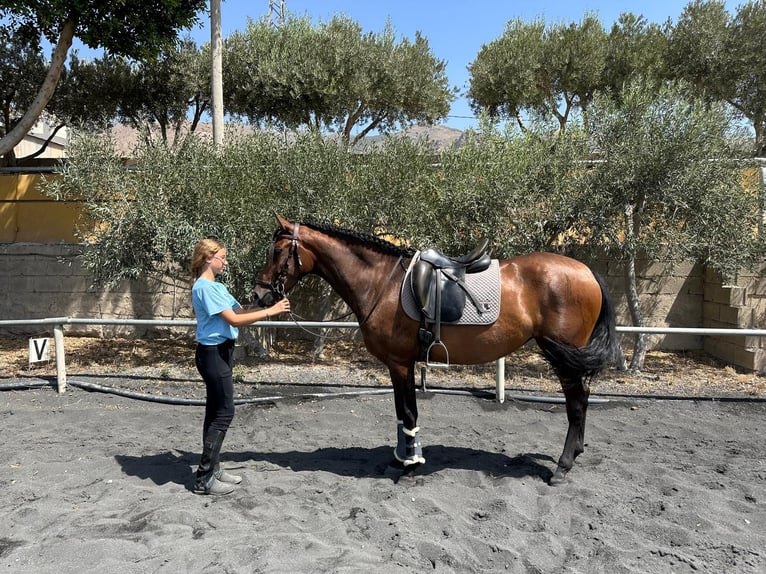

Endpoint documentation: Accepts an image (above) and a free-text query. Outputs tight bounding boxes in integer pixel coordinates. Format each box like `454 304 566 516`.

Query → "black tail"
539 271 621 380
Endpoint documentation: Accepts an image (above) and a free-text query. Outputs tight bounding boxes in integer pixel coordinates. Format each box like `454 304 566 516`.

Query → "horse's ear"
275 213 291 230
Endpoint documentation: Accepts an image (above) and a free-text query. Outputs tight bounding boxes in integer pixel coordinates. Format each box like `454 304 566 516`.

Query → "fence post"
759 165 766 239
53 324 66 393
495 358 505 403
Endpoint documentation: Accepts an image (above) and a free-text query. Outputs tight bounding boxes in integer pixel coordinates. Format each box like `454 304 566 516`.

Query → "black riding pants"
195 339 236 435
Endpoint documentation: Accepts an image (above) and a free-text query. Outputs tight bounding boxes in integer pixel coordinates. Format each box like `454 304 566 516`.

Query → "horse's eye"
272 247 283 263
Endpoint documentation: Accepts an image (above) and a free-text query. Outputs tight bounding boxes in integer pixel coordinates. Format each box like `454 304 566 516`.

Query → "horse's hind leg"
389 362 425 466
551 375 590 485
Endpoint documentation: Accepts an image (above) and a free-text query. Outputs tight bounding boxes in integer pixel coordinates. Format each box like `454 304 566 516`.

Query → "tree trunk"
0 19 75 158
312 283 337 359
624 253 647 371
623 200 647 371
19 123 66 160
238 325 270 358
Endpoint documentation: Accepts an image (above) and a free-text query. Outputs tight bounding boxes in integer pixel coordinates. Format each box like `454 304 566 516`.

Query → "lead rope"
281 255 405 341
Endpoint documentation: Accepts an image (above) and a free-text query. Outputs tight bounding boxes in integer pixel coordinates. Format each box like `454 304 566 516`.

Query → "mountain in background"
109 123 465 156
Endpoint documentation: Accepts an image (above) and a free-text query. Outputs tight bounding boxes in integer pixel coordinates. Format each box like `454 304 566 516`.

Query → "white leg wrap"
402 426 420 437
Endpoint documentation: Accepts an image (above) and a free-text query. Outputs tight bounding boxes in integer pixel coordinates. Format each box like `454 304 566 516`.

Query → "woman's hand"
268 297 290 317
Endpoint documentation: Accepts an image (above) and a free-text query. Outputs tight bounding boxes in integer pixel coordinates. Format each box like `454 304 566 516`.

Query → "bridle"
254 223 302 307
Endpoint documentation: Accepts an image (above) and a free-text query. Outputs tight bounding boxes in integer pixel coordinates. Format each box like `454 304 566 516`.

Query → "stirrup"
425 339 450 369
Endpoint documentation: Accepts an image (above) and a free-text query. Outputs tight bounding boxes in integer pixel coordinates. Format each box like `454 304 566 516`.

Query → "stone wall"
703 267 766 372
595 258 705 352
0 243 194 338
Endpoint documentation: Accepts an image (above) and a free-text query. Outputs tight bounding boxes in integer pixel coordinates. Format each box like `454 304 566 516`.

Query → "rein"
356 255 405 327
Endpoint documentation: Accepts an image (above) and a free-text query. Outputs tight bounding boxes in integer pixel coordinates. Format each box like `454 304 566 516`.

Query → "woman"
190 238 290 495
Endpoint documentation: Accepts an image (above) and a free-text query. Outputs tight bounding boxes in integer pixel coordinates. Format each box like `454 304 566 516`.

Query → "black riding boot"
194 429 235 495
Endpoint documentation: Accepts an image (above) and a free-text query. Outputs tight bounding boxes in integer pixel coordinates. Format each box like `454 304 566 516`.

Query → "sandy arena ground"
1 337 764 573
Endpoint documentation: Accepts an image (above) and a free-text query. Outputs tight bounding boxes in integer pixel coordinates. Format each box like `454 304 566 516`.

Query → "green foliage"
0 0 207 60
42 130 433 297
467 19 546 124
467 15 608 132
433 120 589 256
223 14 455 146
603 13 667 101
44 134 201 286
726 1 766 156
36 37 210 151
41 85 763 303
0 22 47 136
55 54 126 130
667 0 766 155
53 38 210 144
43 122 597 299
666 0 730 99
576 79 763 280
109 39 210 142
0 0 206 158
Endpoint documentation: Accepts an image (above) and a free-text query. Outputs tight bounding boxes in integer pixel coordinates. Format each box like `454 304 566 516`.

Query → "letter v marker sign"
29 337 50 365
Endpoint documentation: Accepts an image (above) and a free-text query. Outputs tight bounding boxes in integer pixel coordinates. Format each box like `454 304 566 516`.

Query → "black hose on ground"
69 379 394 406
3 378 764 404
0 380 50 391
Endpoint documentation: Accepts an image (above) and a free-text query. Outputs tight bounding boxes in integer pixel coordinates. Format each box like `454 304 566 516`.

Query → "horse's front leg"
389 362 425 466
551 376 589 485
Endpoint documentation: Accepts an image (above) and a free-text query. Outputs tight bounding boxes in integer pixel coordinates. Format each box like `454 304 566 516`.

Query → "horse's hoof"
393 449 425 467
549 469 570 486
393 445 426 466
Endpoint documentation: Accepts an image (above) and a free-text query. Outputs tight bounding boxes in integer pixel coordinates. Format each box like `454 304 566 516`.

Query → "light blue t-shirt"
192 277 241 344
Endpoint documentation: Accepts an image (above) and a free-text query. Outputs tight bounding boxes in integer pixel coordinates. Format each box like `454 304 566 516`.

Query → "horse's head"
253 214 314 307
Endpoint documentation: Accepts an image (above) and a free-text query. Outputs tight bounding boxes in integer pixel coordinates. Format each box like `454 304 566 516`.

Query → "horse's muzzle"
253 280 284 308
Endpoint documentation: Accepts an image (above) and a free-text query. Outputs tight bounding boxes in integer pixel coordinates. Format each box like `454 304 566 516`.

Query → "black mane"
301 220 416 258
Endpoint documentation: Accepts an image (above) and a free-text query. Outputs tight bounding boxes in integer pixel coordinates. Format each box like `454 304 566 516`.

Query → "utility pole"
211 0 224 146
268 0 287 143
269 0 285 28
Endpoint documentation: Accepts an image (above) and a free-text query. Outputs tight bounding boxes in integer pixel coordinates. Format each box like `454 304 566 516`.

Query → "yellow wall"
0 174 82 243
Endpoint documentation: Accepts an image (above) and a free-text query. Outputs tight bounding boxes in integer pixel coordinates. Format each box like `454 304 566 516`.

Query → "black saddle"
412 239 490 323
417 239 492 272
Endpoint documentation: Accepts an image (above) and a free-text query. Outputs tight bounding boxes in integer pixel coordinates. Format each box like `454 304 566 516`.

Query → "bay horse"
254 215 620 484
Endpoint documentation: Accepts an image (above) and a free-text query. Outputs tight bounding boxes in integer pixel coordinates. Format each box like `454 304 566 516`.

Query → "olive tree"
223 14 455 146
0 0 207 158
42 129 438 295
427 118 590 256
104 39 211 146
603 12 667 101
467 14 608 134
667 0 766 156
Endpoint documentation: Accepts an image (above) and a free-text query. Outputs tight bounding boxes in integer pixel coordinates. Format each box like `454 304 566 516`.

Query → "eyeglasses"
212 255 227 263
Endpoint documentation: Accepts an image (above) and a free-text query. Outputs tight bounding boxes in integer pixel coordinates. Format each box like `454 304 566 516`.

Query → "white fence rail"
1 317 765 401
